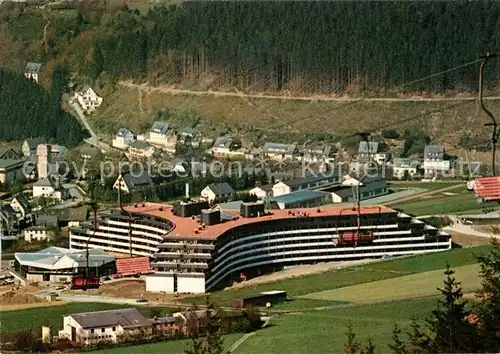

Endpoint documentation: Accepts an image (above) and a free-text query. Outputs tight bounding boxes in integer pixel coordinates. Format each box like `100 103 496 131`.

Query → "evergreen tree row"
86 1 500 93
0 68 88 147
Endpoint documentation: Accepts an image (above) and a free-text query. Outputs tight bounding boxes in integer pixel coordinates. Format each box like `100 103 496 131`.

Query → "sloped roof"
281 172 341 188
267 190 330 205
213 136 233 149
70 308 150 329
11 193 30 212
0 147 23 160
424 144 445 158
129 140 152 150
0 159 24 169
24 138 45 151
262 142 297 155
25 62 43 73
33 178 55 188
253 184 274 192
333 180 388 198
122 172 153 190
207 182 235 196
151 121 170 135
117 128 133 137
36 214 58 227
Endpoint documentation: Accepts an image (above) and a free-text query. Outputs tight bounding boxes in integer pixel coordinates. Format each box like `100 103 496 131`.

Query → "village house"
113 171 154 194
301 145 335 163
330 179 389 203
392 158 419 180
0 159 25 184
35 214 59 228
262 142 297 161
201 182 235 202
23 226 56 242
112 128 135 150
32 178 68 202
128 141 155 159
210 136 244 158
357 141 388 165
249 184 274 199
58 308 152 346
24 62 43 84
10 193 31 220
140 121 178 153
0 147 23 160
423 144 450 178
22 138 45 157
75 86 103 113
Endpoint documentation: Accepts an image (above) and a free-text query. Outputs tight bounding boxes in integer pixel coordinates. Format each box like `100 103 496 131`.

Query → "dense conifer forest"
0 68 88 146
83 1 500 93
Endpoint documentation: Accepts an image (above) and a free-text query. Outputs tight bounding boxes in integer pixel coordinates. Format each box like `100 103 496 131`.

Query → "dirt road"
119 81 500 103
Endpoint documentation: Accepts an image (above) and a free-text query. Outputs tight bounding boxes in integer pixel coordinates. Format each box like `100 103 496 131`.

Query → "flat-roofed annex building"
14 246 115 284
70 202 451 294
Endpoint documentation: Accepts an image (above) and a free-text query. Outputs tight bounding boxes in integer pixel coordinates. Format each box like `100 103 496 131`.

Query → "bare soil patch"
0 289 46 307
67 279 184 303
450 232 493 247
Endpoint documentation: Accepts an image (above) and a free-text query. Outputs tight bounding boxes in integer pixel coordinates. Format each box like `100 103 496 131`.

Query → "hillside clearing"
301 264 480 303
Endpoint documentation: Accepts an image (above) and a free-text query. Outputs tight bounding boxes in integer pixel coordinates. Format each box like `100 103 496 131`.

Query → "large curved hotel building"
70 201 451 293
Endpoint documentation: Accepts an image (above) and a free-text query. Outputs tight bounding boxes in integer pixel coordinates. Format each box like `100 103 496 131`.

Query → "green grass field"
236 298 440 354
0 303 178 333
391 186 499 215
388 181 463 192
302 264 480 303
183 245 492 307
94 333 243 354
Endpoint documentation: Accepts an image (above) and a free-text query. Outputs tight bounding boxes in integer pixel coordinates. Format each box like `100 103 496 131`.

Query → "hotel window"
112 327 116 332
91 329 94 334
101 328 105 333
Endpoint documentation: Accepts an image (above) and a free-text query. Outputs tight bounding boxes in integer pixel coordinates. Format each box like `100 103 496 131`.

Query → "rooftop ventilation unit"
240 202 265 218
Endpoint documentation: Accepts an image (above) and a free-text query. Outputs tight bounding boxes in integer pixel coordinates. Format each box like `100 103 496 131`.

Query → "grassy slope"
237 298 439 354
303 263 480 302
183 245 492 307
0 303 178 333
391 186 499 215
94 85 497 153
94 333 242 354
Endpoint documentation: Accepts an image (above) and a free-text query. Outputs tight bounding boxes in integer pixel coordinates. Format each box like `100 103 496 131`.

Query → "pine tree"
406 319 430 354
388 323 406 354
360 337 376 354
425 264 477 353
344 322 361 354
474 239 500 353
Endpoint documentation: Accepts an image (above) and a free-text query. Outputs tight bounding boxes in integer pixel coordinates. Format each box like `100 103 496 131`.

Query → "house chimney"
185 183 190 199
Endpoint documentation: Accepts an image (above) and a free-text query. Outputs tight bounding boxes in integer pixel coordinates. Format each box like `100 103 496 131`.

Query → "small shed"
232 290 287 309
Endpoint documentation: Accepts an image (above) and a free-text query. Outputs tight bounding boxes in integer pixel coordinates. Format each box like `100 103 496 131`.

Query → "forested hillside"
0 68 88 146
2 1 500 94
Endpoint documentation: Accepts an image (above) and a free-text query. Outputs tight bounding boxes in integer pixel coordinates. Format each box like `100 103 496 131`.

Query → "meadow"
226 298 440 354
183 245 493 307
390 187 499 215
0 303 177 333
302 263 480 303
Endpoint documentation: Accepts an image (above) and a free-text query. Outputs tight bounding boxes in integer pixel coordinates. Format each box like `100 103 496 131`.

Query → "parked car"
136 298 149 303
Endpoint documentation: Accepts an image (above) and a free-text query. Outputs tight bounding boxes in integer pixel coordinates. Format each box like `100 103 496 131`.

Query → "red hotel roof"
124 203 396 240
